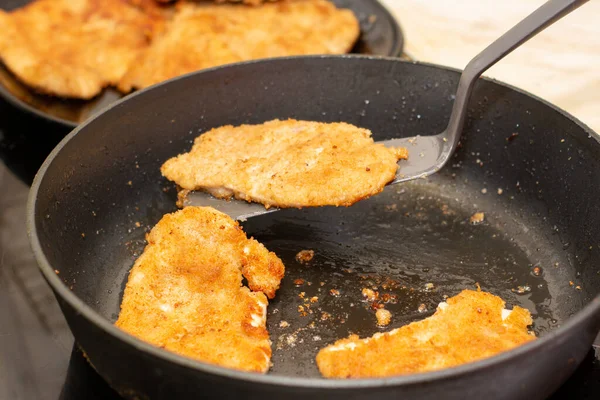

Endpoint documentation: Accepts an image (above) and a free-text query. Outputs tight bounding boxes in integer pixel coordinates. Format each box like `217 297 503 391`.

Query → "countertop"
381 0 600 134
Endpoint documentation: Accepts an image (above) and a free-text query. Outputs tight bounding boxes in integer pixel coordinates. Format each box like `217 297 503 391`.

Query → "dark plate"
0 0 404 128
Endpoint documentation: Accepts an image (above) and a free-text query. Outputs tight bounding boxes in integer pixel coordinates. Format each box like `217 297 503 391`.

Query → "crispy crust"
0 0 161 99
161 119 408 208
115 206 285 373
118 0 360 91
316 289 536 378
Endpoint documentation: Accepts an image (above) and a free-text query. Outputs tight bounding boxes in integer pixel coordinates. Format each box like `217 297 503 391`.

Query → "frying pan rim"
0 0 402 130
27 54 600 389
0 68 79 128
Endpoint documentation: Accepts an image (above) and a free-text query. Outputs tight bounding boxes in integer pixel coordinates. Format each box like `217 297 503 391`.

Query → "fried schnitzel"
0 0 160 99
316 289 536 378
161 119 408 208
115 206 285 372
118 0 360 91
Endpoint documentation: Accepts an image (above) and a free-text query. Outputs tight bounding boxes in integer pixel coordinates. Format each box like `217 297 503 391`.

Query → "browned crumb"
299 292 306 299
329 289 340 297
176 188 190 208
298 305 308 317
54 269 60 274
361 288 378 302
385 204 398 211
279 321 290 328
375 308 392 327
470 212 485 225
294 278 305 286
296 249 315 264
135 222 141 227
321 312 331 321
417 303 427 313
310 296 319 303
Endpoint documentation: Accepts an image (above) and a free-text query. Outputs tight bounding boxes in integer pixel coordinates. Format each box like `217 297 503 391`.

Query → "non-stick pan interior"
32 57 600 378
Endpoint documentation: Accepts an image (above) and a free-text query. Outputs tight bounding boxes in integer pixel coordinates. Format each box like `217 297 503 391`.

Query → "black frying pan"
28 56 600 399
0 0 403 129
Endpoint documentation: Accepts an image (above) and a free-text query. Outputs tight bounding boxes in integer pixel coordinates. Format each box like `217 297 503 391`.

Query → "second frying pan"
28 55 600 399
0 0 403 129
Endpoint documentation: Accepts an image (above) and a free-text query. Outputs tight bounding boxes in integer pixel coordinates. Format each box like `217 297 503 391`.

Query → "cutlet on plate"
161 119 408 209
0 0 161 99
115 206 285 373
316 289 536 378
118 0 360 91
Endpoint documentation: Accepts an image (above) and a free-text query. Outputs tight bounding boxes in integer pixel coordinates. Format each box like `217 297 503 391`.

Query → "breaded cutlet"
161 119 408 209
118 0 360 91
0 0 161 99
316 289 536 378
115 206 285 372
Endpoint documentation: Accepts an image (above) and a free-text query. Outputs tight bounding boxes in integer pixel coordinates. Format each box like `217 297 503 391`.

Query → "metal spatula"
185 0 587 220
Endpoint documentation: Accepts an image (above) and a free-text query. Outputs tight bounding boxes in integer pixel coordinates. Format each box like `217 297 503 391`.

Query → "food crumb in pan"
294 278 305 286
481 188 487 194
362 288 378 301
330 289 340 297
470 212 485 225
375 308 392 327
176 189 190 208
511 285 531 294
54 269 60 274
299 292 306 299
286 334 297 347
385 204 398 211
313 335 322 342
321 312 331 321
127 181 132 186
296 249 315 263
424 282 435 291
279 321 290 328
575 285 582 290
81 233 86 238
532 266 542 276
497 188 503 195
417 303 427 313
135 222 141 227
310 296 319 303
507 132 519 142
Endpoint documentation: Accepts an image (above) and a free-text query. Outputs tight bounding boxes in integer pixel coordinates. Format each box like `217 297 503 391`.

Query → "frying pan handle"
444 0 589 149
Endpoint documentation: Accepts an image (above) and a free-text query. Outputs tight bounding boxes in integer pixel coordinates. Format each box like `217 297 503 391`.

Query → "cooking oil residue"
243 182 558 377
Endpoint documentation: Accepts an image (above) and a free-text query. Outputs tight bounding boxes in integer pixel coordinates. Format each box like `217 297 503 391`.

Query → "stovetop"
1 98 599 400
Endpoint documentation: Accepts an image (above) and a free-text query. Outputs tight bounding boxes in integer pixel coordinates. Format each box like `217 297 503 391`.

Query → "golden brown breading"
0 0 160 99
161 119 408 208
316 289 536 378
115 206 285 373
118 0 360 91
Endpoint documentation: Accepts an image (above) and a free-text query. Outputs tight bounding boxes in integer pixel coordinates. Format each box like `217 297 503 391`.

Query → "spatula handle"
445 0 589 146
